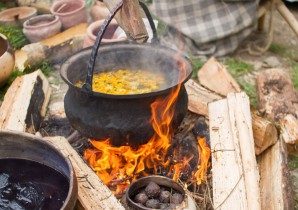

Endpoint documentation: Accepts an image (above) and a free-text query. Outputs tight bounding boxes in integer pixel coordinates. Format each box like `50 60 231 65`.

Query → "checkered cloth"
151 0 259 57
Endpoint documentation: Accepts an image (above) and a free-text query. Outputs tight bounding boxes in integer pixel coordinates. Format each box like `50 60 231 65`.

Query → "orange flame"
84 62 210 194
195 137 211 185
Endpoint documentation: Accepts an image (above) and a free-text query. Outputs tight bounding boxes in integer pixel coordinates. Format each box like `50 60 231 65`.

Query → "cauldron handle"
83 1 159 93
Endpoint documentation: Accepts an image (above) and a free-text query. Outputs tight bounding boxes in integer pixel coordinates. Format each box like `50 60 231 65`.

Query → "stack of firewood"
185 57 296 210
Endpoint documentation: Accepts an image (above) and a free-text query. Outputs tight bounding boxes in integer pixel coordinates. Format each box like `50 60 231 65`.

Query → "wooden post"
46 136 125 210
103 0 148 43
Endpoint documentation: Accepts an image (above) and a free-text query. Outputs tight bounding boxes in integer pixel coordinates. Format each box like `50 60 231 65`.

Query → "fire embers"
133 181 183 209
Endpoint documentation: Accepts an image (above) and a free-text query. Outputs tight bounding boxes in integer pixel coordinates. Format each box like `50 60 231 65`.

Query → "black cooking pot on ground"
60 2 193 146
0 130 78 210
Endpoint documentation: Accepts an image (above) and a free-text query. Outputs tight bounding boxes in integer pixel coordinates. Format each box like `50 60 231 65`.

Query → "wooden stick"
185 79 278 155
209 97 248 210
227 93 261 210
0 70 51 133
277 1 298 37
103 0 148 43
46 136 125 210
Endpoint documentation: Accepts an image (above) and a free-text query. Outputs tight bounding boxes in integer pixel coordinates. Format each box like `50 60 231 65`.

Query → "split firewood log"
256 68 298 145
15 23 87 71
209 92 261 210
0 70 51 133
185 79 277 155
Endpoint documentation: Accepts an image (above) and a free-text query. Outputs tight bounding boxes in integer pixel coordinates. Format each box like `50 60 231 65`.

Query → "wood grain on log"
257 140 294 210
0 70 51 133
256 68 298 144
15 23 87 71
209 95 248 210
197 57 241 96
227 93 261 210
209 92 261 210
46 136 125 210
185 78 277 155
103 0 148 43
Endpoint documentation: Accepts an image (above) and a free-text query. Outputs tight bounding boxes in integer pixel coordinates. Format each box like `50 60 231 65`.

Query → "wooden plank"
0 70 51 133
257 140 294 210
46 136 125 210
227 93 261 210
209 98 248 210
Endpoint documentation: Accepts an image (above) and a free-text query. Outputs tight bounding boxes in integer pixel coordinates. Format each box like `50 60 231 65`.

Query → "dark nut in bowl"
126 175 186 210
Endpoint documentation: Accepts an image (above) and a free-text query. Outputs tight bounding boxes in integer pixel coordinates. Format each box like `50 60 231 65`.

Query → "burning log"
209 92 261 210
185 79 277 155
103 0 148 43
256 68 298 144
46 136 125 210
15 23 87 71
0 70 51 133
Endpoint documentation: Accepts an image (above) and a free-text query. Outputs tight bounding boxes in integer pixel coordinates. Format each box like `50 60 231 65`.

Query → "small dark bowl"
126 175 186 210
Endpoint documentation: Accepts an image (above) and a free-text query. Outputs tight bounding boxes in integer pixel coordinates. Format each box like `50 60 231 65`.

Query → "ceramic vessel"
50 0 87 29
0 130 78 210
0 6 37 27
83 19 126 48
91 1 110 21
23 14 62 43
0 33 14 87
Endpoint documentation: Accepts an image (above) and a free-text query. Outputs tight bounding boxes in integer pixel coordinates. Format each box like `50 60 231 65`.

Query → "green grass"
224 58 254 78
0 60 52 100
190 58 205 78
0 26 29 50
269 43 287 55
289 155 298 170
238 80 258 107
291 62 298 92
224 58 257 107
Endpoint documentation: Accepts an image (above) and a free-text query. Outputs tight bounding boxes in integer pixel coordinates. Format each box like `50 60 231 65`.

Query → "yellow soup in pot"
76 69 166 95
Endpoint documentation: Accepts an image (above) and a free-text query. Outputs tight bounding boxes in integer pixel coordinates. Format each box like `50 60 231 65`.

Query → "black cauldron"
60 2 193 146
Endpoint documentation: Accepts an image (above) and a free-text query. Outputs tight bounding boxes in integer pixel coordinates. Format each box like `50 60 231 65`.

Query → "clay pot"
0 130 78 210
0 33 14 87
50 0 87 29
23 14 62 43
83 19 126 48
91 1 110 21
0 6 37 27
